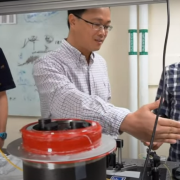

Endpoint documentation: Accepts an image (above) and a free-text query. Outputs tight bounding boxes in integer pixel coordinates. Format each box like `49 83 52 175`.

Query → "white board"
0 11 68 116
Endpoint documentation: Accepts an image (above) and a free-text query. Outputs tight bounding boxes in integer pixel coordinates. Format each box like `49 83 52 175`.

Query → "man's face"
71 8 111 52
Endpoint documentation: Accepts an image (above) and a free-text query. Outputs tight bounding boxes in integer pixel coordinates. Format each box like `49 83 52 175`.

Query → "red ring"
21 119 102 155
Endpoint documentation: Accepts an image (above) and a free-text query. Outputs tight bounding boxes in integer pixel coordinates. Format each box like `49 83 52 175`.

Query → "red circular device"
21 119 102 155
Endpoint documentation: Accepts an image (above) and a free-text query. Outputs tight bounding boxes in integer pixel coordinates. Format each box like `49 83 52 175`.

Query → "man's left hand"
0 138 4 149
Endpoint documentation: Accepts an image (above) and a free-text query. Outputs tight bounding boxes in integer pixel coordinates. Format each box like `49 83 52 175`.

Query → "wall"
5 0 180 159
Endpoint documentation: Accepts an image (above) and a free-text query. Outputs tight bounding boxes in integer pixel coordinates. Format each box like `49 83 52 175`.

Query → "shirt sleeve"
154 70 170 118
0 48 16 92
33 58 130 137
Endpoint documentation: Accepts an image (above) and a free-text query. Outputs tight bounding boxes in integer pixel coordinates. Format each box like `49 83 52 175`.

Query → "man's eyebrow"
91 18 111 23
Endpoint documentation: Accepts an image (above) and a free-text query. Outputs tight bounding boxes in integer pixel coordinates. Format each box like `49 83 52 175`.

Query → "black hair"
67 9 87 29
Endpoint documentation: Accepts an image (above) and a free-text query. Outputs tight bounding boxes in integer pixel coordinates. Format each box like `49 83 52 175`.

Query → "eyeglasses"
74 14 113 32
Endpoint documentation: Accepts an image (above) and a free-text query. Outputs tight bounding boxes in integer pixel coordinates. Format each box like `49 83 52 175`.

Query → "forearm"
0 91 8 132
50 88 130 137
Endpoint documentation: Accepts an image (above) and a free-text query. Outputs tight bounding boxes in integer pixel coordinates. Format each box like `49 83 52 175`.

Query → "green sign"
140 29 148 55
128 29 137 55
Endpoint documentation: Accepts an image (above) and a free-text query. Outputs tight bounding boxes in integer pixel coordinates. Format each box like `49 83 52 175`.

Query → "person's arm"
33 59 130 137
128 69 172 149
0 91 8 148
0 48 16 149
33 59 180 143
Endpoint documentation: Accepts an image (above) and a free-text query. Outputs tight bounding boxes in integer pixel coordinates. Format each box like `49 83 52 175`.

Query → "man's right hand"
120 100 180 144
142 141 163 151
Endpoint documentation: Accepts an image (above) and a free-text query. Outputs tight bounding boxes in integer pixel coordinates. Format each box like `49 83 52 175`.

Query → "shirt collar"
61 39 95 63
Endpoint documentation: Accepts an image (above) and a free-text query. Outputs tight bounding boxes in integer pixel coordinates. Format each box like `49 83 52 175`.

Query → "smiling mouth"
95 39 104 43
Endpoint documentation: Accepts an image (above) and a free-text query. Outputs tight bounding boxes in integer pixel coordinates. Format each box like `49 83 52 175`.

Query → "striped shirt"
33 39 130 137
154 62 180 161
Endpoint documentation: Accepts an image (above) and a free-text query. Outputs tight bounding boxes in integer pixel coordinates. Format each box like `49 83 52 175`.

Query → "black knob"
38 118 51 130
116 139 123 148
115 163 124 171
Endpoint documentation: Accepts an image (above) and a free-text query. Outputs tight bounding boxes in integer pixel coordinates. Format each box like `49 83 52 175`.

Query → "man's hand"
120 99 180 144
142 141 163 150
0 138 4 149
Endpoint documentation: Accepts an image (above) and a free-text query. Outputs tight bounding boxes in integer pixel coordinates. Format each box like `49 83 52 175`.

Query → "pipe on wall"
139 4 149 155
128 5 138 159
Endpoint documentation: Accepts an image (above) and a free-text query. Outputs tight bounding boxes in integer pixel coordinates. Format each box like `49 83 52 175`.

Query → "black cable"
140 0 170 179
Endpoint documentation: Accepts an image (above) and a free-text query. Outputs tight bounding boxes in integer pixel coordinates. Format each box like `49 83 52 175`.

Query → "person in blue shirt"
0 48 16 148
154 63 180 161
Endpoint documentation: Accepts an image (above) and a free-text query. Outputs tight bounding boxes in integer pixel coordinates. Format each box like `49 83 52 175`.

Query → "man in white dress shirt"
33 8 180 147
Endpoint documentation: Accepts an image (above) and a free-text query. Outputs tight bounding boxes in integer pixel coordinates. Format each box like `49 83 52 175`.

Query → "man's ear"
68 14 77 29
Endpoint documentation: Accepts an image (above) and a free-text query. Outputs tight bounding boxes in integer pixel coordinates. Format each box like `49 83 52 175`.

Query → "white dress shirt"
33 39 130 137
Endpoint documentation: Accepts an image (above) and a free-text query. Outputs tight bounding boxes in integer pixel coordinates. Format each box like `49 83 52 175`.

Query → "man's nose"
98 27 107 36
